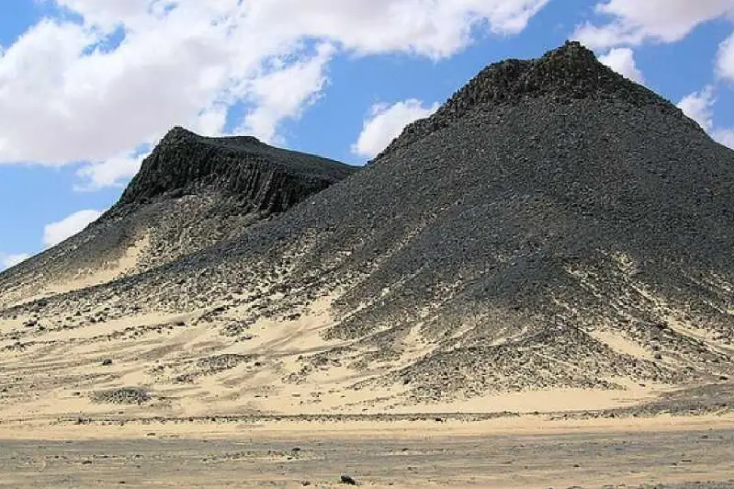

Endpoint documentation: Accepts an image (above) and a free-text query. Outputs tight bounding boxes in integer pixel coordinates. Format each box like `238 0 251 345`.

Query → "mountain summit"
1 43 733 419
117 126 353 213
379 41 694 160
0 129 356 305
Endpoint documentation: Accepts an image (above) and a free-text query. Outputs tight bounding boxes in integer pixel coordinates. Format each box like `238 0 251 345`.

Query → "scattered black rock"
90 387 151 405
196 354 256 374
340 474 357 485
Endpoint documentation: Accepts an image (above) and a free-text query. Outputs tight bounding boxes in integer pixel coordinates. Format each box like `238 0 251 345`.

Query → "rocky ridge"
116 126 354 213
1 42 733 414
0 128 356 306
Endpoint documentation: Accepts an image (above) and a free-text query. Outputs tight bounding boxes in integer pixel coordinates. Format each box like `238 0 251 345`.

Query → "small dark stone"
102 359 113 366
340 475 357 485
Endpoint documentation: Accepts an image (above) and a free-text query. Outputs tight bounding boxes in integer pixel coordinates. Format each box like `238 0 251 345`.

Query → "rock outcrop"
116 126 354 214
0 128 356 306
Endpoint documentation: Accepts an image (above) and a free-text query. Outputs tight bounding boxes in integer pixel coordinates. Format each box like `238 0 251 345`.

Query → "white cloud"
243 0 551 58
573 0 734 49
598 47 645 83
677 86 734 150
43 209 104 248
0 253 31 270
240 43 335 143
52 0 155 30
713 128 734 149
717 31 734 82
193 104 229 137
352 99 440 159
75 151 149 191
0 0 550 190
678 86 716 131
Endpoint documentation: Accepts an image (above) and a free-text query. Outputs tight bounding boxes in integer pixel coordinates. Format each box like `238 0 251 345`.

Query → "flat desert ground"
0 414 733 488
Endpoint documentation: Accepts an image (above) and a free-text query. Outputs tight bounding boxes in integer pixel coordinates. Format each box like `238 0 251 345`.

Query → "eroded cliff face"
116 126 354 214
0 127 357 306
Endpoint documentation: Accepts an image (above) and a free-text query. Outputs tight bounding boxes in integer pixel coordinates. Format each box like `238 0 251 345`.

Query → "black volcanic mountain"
0 127 356 306
1 42 733 417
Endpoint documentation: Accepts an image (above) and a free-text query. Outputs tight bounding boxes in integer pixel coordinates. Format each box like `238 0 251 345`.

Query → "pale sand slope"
0 288 694 425
44 234 150 297
0 234 150 308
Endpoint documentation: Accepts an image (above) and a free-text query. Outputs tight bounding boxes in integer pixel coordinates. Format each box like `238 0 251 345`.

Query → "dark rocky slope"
4 42 734 401
0 128 356 306
117 126 355 213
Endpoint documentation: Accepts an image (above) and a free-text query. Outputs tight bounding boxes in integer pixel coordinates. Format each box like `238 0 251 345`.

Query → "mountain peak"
160 126 262 148
540 40 601 70
163 125 198 139
114 126 355 212
462 40 652 105
376 41 676 160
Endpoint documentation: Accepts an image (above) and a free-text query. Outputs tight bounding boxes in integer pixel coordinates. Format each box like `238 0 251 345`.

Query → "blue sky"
1 0 733 269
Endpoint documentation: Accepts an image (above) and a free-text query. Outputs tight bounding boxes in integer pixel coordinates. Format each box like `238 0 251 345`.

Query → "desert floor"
1 414 733 488
3 276 734 488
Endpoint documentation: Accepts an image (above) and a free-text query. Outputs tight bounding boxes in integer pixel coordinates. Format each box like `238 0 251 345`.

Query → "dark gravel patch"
90 387 152 405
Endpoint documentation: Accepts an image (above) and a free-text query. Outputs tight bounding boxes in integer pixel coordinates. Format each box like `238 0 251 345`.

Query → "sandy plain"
1 415 734 488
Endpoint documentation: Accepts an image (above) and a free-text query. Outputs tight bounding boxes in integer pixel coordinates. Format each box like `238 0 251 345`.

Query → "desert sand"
1 414 734 488
2 288 734 487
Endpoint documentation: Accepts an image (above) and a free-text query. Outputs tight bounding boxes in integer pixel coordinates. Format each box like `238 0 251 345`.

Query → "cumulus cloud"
573 0 734 49
677 86 734 150
243 0 551 57
352 99 440 159
678 86 716 131
74 152 150 192
75 151 150 191
0 253 31 270
717 31 734 82
713 129 734 149
598 47 645 83
240 43 335 143
0 0 550 189
43 209 104 248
